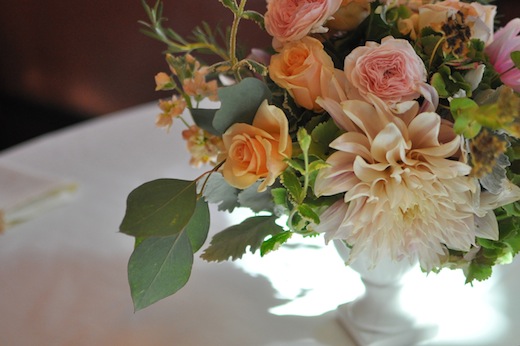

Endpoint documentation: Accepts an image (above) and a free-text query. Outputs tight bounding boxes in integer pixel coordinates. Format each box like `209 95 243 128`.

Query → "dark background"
0 0 518 150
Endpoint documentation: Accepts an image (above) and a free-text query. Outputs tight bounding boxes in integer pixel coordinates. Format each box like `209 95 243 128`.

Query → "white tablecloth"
1 102 519 346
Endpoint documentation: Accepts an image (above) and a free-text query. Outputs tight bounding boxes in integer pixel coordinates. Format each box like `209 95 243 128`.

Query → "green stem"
229 0 248 80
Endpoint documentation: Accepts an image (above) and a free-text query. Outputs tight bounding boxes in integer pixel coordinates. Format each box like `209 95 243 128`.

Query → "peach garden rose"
265 0 342 49
269 36 347 111
343 36 437 115
220 100 292 192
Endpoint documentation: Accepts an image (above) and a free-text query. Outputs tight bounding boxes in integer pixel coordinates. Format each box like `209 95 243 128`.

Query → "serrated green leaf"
307 160 329 174
297 204 320 224
286 158 305 173
219 0 239 12
201 215 284 262
128 231 193 311
281 169 303 204
186 198 210 252
261 231 292 256
465 261 492 284
213 77 272 134
271 188 287 206
242 10 265 29
120 179 197 237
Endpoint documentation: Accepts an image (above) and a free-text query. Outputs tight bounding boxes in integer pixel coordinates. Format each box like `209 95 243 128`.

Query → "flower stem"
229 0 248 80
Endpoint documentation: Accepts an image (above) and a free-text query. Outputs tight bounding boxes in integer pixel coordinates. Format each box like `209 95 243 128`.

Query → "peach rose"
343 36 437 114
419 0 496 46
221 100 292 192
265 0 342 49
269 36 347 111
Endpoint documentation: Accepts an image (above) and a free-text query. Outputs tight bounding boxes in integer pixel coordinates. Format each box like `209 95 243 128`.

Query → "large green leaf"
214 77 271 134
191 78 272 136
190 108 219 135
128 231 193 311
201 215 283 262
120 179 197 237
185 198 210 252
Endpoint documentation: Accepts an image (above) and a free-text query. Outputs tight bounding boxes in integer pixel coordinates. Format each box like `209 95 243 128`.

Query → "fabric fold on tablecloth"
0 163 77 232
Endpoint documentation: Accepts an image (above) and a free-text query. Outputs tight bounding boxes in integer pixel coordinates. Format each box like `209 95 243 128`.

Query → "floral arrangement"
121 0 520 311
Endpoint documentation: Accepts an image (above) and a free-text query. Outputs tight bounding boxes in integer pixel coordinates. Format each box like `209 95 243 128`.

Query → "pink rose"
343 36 437 114
485 18 520 93
269 36 347 111
221 100 292 192
265 0 342 49
419 0 496 46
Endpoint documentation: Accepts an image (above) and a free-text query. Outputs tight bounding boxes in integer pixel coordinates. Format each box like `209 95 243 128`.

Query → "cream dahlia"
314 99 517 270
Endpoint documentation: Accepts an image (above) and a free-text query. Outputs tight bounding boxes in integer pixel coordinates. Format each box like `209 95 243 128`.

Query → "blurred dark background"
0 0 518 150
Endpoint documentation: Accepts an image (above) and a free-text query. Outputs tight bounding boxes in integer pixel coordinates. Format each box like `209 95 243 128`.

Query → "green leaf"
213 78 272 134
185 198 210 252
201 215 284 261
297 204 320 224
237 182 275 213
281 169 303 204
465 261 492 284
297 127 311 153
431 72 449 98
218 0 238 12
260 231 292 256
242 10 265 29
202 172 239 212
190 108 219 135
128 231 193 311
307 160 329 174
511 51 520 70
120 179 197 237
271 188 287 206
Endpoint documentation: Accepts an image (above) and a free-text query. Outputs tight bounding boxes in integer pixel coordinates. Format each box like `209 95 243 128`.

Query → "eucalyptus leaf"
185 198 210 252
120 179 197 237
201 215 284 262
213 77 272 134
191 108 219 135
129 231 193 311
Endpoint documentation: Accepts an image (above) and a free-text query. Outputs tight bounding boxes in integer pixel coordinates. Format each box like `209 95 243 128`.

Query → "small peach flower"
343 36 438 114
220 100 292 192
182 67 219 102
314 99 520 270
182 125 224 167
155 95 187 130
154 72 173 91
485 18 520 93
265 0 343 49
269 36 347 111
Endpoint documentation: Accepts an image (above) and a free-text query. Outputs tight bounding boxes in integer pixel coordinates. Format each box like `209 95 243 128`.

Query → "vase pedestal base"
337 302 438 346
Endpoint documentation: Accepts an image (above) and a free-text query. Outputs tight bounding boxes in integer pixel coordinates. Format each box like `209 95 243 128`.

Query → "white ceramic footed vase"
334 240 438 346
